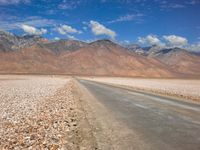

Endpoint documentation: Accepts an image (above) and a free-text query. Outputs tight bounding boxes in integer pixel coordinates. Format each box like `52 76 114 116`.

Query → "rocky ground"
1 75 199 149
82 77 200 103
0 75 96 150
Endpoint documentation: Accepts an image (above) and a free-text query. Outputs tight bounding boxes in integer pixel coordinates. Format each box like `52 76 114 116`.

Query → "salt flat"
82 77 200 103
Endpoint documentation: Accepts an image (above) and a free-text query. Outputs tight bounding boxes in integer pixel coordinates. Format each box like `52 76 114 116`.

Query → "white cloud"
54 37 60 40
21 24 47 35
185 43 200 52
58 0 81 10
168 4 185 8
89 20 116 39
163 35 188 47
137 34 199 52
119 40 130 46
157 1 186 10
57 24 81 35
123 40 130 44
138 34 189 48
138 35 163 46
0 15 56 31
83 26 87 31
109 13 144 23
0 0 30 5
67 35 76 39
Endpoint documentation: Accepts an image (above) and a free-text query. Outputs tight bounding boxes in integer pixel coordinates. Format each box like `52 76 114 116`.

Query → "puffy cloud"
137 34 199 52
21 24 47 35
89 20 116 39
0 0 30 5
185 43 200 52
163 35 188 47
57 24 81 35
138 34 189 48
138 35 163 46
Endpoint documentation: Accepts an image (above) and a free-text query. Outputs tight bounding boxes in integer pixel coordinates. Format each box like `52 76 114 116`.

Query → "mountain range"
0 30 200 78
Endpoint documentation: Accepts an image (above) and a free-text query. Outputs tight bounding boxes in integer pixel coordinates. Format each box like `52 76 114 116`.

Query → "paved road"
79 79 200 150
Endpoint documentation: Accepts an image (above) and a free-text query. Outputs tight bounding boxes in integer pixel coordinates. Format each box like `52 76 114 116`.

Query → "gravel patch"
0 75 96 149
0 75 68 122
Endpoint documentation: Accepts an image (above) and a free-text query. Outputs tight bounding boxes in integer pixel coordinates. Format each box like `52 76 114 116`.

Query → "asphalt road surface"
79 79 200 150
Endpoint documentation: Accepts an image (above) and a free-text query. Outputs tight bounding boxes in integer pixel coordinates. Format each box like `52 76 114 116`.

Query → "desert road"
78 79 200 150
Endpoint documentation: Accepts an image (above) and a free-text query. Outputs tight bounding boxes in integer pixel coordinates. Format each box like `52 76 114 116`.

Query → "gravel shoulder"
0 75 96 149
81 77 200 103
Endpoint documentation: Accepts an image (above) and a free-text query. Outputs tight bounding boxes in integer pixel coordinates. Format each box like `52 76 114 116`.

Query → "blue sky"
0 0 200 50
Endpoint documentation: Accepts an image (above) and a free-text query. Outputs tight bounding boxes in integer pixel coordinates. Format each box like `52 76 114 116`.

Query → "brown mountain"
0 30 43 51
0 31 200 78
151 48 200 77
58 40 175 77
126 43 200 77
39 39 88 54
0 38 176 77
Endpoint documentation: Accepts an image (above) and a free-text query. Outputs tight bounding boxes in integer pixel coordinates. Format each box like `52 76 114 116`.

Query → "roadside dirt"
0 77 96 150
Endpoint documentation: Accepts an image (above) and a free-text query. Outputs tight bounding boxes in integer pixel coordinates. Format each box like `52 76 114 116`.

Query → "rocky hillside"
58 39 175 77
0 31 44 51
152 48 200 76
125 44 200 77
0 31 200 78
39 39 88 54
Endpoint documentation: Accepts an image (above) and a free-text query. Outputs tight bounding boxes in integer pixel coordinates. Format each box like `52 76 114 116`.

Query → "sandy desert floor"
82 77 200 103
0 75 96 150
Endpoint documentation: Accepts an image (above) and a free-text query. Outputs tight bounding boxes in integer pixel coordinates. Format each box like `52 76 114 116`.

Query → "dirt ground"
82 77 200 103
0 75 96 150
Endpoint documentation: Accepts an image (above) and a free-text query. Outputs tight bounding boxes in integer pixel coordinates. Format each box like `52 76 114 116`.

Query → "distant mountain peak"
0 30 44 52
155 47 187 56
90 39 116 45
22 34 42 39
89 39 120 49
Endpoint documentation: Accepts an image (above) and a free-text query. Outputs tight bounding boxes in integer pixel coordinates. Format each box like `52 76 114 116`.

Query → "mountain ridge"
0 31 200 78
